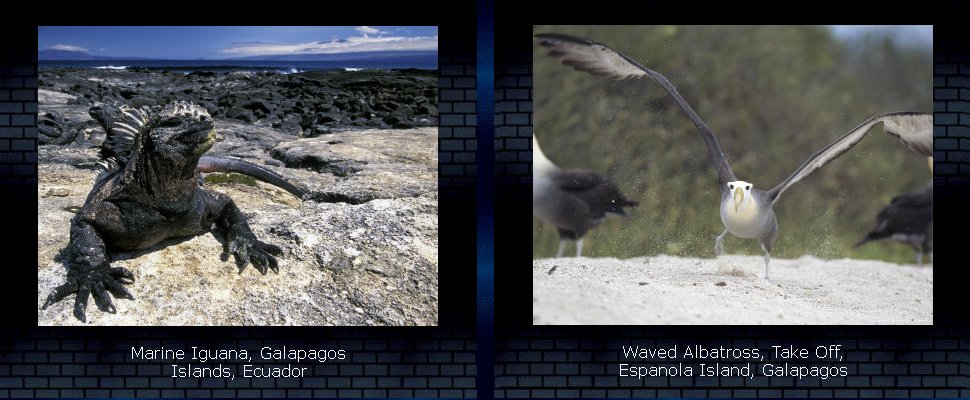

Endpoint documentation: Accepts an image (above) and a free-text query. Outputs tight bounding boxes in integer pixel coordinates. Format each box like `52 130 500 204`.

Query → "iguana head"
96 101 216 179
139 101 215 179
154 101 215 153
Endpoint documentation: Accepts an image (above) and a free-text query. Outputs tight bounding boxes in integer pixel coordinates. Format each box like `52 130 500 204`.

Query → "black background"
1 0 968 398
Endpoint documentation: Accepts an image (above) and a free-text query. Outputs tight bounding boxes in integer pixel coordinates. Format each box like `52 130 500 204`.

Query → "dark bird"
536 33 932 279
533 135 638 257
856 182 933 265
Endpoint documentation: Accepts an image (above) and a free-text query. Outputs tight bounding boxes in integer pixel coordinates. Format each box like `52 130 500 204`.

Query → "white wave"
344 67 363 72
94 65 128 70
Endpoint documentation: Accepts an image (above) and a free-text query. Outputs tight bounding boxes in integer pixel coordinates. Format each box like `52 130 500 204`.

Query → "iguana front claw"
42 265 135 323
228 234 282 275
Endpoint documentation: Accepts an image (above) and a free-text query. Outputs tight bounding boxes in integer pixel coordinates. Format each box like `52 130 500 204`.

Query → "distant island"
38 49 155 61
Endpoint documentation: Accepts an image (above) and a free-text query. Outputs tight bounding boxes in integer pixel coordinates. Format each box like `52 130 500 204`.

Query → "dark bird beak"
613 200 637 217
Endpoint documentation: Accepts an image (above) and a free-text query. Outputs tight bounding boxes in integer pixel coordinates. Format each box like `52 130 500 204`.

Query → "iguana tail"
198 155 307 199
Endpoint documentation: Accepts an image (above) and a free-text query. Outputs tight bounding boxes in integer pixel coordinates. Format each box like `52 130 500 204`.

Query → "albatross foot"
714 229 729 257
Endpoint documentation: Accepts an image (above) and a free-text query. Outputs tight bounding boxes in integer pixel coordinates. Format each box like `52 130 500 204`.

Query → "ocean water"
38 59 437 74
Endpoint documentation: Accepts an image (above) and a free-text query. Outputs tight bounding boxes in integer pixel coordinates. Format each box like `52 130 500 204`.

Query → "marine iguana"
42 101 303 322
89 102 307 199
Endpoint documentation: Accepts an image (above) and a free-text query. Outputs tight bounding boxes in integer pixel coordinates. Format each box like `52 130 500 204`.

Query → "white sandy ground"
533 255 932 325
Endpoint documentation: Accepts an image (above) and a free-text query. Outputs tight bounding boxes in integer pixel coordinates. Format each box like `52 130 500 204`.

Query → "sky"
829 25 933 48
39 25 928 59
38 26 438 59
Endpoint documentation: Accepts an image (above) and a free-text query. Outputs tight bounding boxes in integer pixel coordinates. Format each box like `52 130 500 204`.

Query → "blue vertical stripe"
476 0 495 398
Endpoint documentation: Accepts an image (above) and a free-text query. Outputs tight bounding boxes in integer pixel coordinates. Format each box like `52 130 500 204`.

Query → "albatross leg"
714 229 729 256
556 240 567 258
576 238 584 258
911 243 923 265
761 243 771 281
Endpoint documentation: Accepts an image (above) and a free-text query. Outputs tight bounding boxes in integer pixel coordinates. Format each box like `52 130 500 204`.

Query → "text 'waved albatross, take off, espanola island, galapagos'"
535 32 933 280
533 135 638 257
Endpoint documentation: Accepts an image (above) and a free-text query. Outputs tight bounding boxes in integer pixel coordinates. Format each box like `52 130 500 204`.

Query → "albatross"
536 33 932 279
855 181 933 265
533 135 638 257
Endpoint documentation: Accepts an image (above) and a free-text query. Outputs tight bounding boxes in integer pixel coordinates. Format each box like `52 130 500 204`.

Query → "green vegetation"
532 26 932 263
204 172 259 187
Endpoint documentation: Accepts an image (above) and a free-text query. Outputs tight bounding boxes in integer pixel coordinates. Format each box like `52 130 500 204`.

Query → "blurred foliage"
532 25 932 263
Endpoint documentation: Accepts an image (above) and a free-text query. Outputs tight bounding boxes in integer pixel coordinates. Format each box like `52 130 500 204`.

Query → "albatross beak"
734 188 744 212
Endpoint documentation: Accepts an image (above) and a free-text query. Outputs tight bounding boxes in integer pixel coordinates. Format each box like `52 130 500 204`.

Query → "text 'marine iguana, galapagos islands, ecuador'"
41 101 306 322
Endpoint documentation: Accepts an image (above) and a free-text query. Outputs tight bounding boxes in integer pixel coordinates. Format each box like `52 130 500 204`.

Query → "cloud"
50 44 88 52
220 34 438 57
355 26 385 36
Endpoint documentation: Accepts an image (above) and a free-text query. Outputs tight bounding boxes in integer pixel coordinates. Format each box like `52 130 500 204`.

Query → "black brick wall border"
494 47 532 187
935 33 970 192
439 40 479 188
0 26 37 194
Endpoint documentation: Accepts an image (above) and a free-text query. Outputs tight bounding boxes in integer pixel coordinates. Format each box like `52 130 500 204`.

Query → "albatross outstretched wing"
535 32 738 188
766 112 933 205
882 112 933 156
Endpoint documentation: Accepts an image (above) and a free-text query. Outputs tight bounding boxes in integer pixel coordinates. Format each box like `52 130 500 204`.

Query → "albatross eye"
746 185 751 190
729 184 734 189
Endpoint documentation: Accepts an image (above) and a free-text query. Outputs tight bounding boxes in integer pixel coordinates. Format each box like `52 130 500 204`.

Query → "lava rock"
38 67 439 134
130 95 157 108
226 106 256 123
38 110 76 145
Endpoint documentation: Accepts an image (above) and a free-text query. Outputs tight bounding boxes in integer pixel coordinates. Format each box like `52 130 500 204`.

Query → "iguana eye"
160 118 182 127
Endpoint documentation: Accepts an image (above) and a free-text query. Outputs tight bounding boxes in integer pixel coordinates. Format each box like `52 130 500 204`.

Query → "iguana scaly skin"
42 101 289 322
